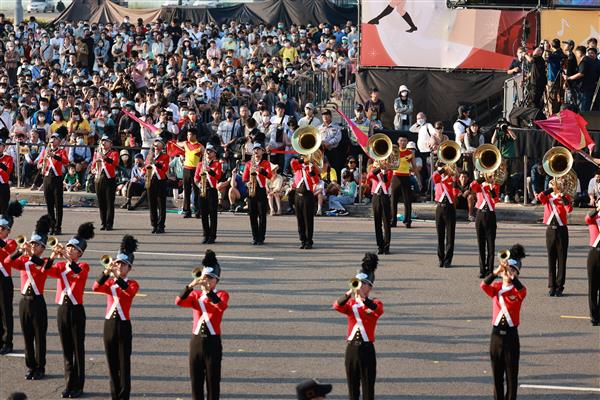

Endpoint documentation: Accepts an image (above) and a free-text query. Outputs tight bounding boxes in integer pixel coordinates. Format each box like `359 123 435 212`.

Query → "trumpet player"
92 135 120 231
0 138 14 214
242 142 272 245
44 222 95 398
537 178 572 297
367 161 393 255
194 144 222 244
333 253 383 400
0 201 24 355
291 154 320 249
38 133 68 235
471 174 501 278
176 250 229 400
433 162 456 268
145 138 170 234
481 244 527 400
92 235 139 400
585 199 600 326
3 215 52 380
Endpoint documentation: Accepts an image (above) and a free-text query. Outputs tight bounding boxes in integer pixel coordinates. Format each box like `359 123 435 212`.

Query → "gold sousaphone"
366 133 400 169
437 140 462 174
542 146 577 198
291 126 323 168
473 144 507 185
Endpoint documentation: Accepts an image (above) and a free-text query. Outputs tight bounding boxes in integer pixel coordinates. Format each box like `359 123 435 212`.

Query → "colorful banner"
541 10 600 47
360 0 537 70
553 0 600 7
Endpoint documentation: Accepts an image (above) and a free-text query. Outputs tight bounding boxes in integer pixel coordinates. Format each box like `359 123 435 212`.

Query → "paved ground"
0 206 598 399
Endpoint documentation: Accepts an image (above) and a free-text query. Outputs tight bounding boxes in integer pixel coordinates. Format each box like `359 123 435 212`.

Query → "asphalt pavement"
0 206 598 399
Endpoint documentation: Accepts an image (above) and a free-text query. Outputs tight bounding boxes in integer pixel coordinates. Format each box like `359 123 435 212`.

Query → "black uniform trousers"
0 182 10 214
19 294 47 371
57 300 86 392
372 193 391 251
546 224 568 291
0 276 13 348
489 328 520 400
435 203 456 267
390 175 412 225
189 334 222 400
199 187 218 241
294 189 315 245
95 175 117 229
345 341 376 400
43 175 63 230
148 177 167 230
183 168 199 215
476 210 497 276
587 247 600 323
103 318 132 400
248 187 268 242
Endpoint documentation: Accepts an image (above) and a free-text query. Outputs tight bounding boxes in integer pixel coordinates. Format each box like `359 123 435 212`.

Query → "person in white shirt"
297 103 321 128
588 170 600 206
318 109 342 173
453 105 472 146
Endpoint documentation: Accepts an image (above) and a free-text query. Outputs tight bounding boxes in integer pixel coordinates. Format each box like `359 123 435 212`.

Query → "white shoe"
530 199 538 205
503 195 510 203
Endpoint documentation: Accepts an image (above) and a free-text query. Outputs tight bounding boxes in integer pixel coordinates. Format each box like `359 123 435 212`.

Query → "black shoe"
156 227 165 234
592 320 599 326
252 240 258 245
384 247 390 255
405 221 412 228
183 213 192 219
304 243 313 249
556 289 564 297
49 228 56 235
439 262 444 268
406 26 418 33
257 241 265 246
55 228 62 235
300 243 306 249
61 390 71 398
151 227 157 234
443 264 451 268
120 202 130 209
390 222 397 228
206 238 215 244
377 248 384 255
25 370 34 380
100 226 106 231
548 289 556 297
195 213 201 219
202 238 209 244
479 273 486 278
0 344 12 355
128 205 136 211
69 389 83 398
32 369 45 380
106 226 113 231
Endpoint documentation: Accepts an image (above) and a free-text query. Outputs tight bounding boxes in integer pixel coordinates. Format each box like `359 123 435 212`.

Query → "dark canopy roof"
54 0 161 24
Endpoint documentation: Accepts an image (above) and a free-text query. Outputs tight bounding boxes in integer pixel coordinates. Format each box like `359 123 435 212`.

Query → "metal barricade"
503 74 524 118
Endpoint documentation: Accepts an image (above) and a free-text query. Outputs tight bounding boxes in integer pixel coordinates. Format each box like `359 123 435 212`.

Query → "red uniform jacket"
0 154 14 184
242 159 273 189
46 260 89 305
585 211 600 247
145 152 170 181
38 147 68 177
367 168 393 195
194 159 223 189
0 239 17 277
3 255 48 295
290 159 320 191
91 149 120 179
481 280 526 327
176 289 229 335
537 191 573 226
470 181 500 211
92 277 139 320
432 171 455 204
333 297 384 342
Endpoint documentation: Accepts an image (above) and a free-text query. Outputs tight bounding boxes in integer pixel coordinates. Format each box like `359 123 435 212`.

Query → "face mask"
76 138 84 145
116 92 124 99
40 106 48 111
417 118 426 125
226 112 233 119
101 111 109 117
112 109 120 115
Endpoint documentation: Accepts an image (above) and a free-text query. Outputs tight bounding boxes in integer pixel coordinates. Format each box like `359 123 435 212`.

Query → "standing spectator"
393 85 413 131
524 46 547 109
298 103 321 128
453 106 471 144
365 87 385 122
491 121 517 203
318 109 342 174
587 169 600 207
507 47 527 76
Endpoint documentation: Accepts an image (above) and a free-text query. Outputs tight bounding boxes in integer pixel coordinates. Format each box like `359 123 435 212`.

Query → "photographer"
587 169 600 207
217 106 242 172
491 119 517 203
524 45 547 109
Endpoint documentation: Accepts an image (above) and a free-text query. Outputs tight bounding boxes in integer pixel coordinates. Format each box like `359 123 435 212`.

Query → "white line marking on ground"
560 315 591 320
520 384 600 393
3 353 25 358
85 249 274 261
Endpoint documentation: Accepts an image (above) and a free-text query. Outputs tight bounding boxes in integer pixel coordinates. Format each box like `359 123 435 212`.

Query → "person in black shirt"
364 88 385 122
507 47 528 76
567 46 596 112
525 47 547 109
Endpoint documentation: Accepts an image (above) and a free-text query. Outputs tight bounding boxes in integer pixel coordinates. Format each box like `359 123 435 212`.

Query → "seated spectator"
328 169 357 216
316 156 339 215
63 164 81 192
588 169 600 207
116 149 132 196
267 163 285 216
68 136 92 184
122 153 147 210
454 171 476 221
228 162 248 213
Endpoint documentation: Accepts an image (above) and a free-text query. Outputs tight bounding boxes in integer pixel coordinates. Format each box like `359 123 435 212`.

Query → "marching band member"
45 222 95 398
92 135 120 231
333 253 383 400
291 155 320 249
584 200 600 326
368 162 393 255
242 142 272 245
93 235 139 400
180 129 204 219
176 250 229 400
0 201 23 355
145 138 170 234
0 138 14 214
471 174 501 277
432 163 456 268
537 179 572 297
194 144 222 244
481 244 527 400
38 133 68 235
3 215 52 380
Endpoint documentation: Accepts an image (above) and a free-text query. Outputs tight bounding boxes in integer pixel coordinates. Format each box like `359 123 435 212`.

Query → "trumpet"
100 254 113 268
192 267 204 279
349 278 362 291
145 148 155 189
497 249 510 262
15 235 27 246
47 236 59 248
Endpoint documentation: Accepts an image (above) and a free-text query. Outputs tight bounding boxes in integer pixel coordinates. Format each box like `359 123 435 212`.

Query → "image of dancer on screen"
367 0 418 32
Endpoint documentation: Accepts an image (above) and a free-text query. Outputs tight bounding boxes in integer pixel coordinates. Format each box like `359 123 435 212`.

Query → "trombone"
291 126 323 168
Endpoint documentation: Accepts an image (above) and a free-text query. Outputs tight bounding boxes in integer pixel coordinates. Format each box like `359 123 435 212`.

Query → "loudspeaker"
509 106 545 128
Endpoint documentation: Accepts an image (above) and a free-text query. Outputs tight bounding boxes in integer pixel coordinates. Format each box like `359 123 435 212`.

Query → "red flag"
121 109 161 134
535 109 594 154
166 140 185 157
335 108 369 150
